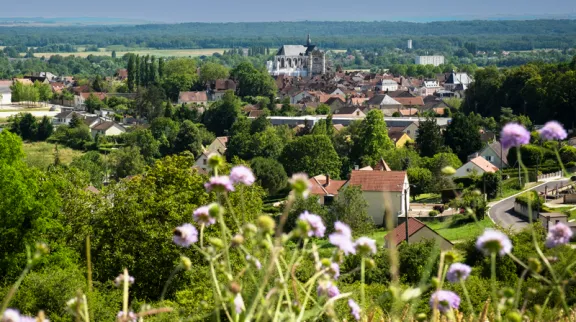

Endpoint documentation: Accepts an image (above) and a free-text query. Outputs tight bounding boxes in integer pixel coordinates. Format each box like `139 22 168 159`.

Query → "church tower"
306 34 311 47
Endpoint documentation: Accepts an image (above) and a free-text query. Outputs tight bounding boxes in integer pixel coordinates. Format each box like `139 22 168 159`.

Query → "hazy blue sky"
2 0 575 22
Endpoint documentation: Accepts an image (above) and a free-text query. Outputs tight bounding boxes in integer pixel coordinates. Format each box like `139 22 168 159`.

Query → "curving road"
489 179 570 232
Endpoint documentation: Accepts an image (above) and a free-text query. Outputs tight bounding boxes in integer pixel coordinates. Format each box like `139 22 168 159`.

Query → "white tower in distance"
407 39 413 49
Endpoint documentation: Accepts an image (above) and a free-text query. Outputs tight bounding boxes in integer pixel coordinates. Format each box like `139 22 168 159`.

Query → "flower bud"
506 311 522 322
289 173 311 198
207 153 225 169
229 281 241 294
416 313 427 321
528 258 542 273
244 223 257 235
35 242 50 255
209 237 224 248
257 215 276 234
502 288 515 298
441 166 456 175
366 258 376 269
443 251 459 264
430 277 440 288
231 234 244 246
208 203 224 218
180 256 192 271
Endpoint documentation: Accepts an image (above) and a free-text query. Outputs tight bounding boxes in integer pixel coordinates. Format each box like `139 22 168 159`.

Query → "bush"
428 210 439 217
515 190 542 211
433 205 445 213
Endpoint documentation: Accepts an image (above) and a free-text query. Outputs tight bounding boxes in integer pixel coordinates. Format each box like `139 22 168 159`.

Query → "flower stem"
0 265 31 315
361 257 366 310
160 266 182 301
490 253 498 319
513 269 528 309
460 280 474 316
123 268 129 319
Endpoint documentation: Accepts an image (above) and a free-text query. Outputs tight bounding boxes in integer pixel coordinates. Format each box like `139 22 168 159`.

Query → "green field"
23 141 84 169
33 48 231 58
427 217 494 242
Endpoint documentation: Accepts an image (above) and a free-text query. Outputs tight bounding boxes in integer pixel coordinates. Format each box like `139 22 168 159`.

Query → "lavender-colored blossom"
475 229 512 256
546 222 573 248
246 255 262 270
193 205 217 226
173 223 198 247
230 166 255 186
113 273 135 287
446 263 472 282
355 237 377 255
317 281 340 298
539 121 567 141
20 317 41 322
348 299 361 321
2 309 21 322
204 176 235 193
334 221 352 237
234 294 245 314
500 123 530 149
116 311 137 322
298 211 326 237
429 290 461 314
329 232 356 255
330 262 340 279
289 173 311 198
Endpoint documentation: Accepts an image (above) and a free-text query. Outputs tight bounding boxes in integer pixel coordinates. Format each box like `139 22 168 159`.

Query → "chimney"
354 165 359 170
325 174 331 187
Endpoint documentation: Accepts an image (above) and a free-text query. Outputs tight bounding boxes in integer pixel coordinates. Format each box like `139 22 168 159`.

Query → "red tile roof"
80 92 106 100
384 218 426 246
179 91 208 103
347 170 407 192
394 97 425 106
469 156 499 173
309 175 347 196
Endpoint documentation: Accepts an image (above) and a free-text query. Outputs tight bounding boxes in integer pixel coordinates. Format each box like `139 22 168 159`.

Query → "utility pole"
405 183 410 244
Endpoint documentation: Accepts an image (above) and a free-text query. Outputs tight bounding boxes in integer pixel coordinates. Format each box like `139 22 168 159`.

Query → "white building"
415 55 445 66
376 79 399 92
418 80 442 96
90 121 126 138
453 156 499 178
267 34 326 77
0 80 12 105
407 39 413 49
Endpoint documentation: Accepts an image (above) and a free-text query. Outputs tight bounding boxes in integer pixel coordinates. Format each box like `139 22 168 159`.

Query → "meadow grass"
427 217 495 242
23 141 84 169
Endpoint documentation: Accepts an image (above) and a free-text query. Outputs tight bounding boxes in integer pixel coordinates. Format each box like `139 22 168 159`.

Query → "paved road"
489 179 570 232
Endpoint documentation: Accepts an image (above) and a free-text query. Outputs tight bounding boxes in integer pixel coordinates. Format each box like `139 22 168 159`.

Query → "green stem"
554 147 569 178
209 262 233 321
491 253 499 320
225 192 242 231
122 269 129 318
200 224 205 249
0 265 31 315
361 257 366 311
513 269 528 309
160 266 182 301
217 203 232 273
459 280 474 317
296 272 323 322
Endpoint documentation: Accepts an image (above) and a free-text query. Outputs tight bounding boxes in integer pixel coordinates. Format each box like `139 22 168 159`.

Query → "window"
407 130 411 134
203 159 207 165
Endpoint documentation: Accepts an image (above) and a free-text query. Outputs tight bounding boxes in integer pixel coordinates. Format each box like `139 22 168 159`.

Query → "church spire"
306 34 311 47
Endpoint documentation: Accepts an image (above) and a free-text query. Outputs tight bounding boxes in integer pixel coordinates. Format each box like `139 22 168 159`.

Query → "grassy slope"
23 142 84 169
427 217 494 242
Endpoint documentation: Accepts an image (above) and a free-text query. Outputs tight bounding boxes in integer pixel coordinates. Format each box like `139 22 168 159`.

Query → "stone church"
267 35 326 77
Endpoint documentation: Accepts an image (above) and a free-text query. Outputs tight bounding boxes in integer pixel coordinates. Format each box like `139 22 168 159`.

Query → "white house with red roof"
308 175 347 205
453 156 499 178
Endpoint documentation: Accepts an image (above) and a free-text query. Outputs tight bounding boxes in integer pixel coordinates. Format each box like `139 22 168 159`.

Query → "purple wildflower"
476 229 512 256
334 221 352 237
329 262 340 279
329 232 356 255
446 263 472 282
429 290 461 314
298 211 326 238
173 223 198 247
234 294 245 314
289 173 311 198
500 123 530 149
204 176 235 193
317 281 340 298
113 273 135 287
116 311 137 322
20 317 43 322
546 222 573 248
193 205 217 226
348 299 361 321
2 309 21 322
230 166 255 186
539 121 567 141
246 255 262 270
355 237 377 255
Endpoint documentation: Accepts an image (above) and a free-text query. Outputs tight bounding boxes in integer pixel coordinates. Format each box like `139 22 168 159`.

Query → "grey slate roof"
445 72 473 85
277 45 308 56
367 94 401 106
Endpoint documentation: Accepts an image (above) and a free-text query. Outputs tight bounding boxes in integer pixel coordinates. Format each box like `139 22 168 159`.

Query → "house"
342 170 409 227
115 69 128 81
90 122 126 137
539 213 569 232
84 116 102 128
332 124 345 132
290 90 312 104
453 156 499 178
349 97 368 106
374 158 392 171
309 175 347 205
444 71 473 91
384 218 453 250
394 96 425 108
74 92 106 109
208 79 237 101
418 80 442 96
0 80 12 105
333 106 365 117
469 141 509 169
178 91 209 106
366 94 402 115
402 122 420 140
207 136 228 155
388 131 412 148
375 79 398 92
52 109 83 125
324 96 346 111
50 82 66 94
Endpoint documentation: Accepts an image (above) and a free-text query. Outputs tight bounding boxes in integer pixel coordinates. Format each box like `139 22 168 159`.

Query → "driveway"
489 179 570 232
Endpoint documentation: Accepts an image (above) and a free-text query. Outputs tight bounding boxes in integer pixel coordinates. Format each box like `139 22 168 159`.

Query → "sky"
2 0 575 23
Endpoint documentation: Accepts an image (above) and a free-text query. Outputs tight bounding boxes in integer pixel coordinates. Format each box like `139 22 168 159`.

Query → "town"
2 19 576 322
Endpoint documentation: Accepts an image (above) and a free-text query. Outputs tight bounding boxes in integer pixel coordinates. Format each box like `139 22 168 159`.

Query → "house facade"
178 91 209 106
309 175 347 205
342 170 409 228
453 156 499 178
470 141 509 169
90 122 126 137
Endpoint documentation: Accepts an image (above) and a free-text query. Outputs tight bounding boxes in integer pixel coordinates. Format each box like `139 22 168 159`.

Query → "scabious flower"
234 294 245 314
476 229 512 256
204 176 235 193
429 290 460 314
539 121 567 141
348 299 361 320
446 263 472 282
116 311 137 322
289 173 311 198
114 273 135 287
173 223 198 247
355 237 377 255
2 309 21 322
193 204 218 226
329 221 356 255
230 166 255 186
545 222 573 248
298 211 326 238
329 262 340 279
500 123 530 149
317 281 340 298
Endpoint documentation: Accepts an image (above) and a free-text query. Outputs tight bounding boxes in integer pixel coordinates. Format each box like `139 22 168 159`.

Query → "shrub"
428 210 439 217
515 190 542 211
433 205 445 213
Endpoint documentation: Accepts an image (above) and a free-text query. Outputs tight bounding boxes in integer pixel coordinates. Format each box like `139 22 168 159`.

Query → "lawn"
23 142 84 169
427 217 494 242
413 193 441 203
